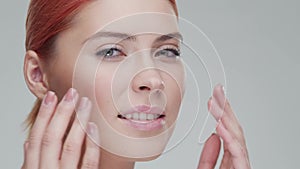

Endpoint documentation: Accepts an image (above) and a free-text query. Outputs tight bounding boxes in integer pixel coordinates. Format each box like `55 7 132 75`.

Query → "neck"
99 149 135 169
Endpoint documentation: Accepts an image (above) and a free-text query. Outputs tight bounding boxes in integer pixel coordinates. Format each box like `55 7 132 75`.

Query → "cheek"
165 80 182 116
95 74 111 100
47 65 73 99
162 67 185 120
94 68 118 115
163 66 185 103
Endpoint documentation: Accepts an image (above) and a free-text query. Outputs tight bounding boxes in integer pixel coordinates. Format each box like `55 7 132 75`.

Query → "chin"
98 122 175 160
127 154 162 162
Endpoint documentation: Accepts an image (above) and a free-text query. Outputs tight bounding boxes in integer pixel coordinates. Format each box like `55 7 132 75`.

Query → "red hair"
26 0 178 53
25 0 92 56
24 0 178 129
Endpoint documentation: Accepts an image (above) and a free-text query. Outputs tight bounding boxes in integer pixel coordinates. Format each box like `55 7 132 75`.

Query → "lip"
119 116 166 131
118 105 166 131
122 105 165 115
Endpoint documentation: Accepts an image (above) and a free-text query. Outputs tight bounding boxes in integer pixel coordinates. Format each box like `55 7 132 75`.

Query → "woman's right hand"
21 88 100 169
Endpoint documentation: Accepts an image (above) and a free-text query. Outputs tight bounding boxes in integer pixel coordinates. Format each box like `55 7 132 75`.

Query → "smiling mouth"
117 105 166 131
117 112 166 131
117 113 165 121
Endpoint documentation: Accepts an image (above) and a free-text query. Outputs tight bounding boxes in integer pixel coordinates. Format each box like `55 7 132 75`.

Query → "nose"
132 69 165 92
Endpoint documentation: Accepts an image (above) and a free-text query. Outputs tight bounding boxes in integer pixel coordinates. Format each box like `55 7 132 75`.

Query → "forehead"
73 0 178 37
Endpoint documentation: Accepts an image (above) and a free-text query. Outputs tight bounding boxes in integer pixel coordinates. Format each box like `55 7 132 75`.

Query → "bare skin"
198 84 251 169
22 0 251 168
21 85 251 169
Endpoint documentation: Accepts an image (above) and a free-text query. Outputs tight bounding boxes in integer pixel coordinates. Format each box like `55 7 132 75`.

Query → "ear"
23 50 49 99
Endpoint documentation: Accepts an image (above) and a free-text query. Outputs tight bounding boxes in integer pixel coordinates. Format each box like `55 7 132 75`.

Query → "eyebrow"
154 32 183 44
83 31 183 44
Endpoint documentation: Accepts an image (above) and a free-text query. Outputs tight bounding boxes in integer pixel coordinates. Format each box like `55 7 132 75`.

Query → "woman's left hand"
197 84 251 169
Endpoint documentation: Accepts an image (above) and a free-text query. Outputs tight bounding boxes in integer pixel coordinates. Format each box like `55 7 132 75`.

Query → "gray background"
0 0 299 168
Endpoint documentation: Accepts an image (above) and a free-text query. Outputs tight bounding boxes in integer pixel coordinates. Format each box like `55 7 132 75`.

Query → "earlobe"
23 50 49 99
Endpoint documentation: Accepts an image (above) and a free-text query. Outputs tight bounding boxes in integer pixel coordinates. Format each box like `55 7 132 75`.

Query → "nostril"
139 86 150 91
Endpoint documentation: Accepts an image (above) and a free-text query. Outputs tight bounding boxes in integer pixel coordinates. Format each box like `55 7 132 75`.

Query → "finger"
213 85 240 126
60 97 92 168
219 148 233 169
211 85 244 143
210 85 237 126
221 99 240 131
217 122 251 169
40 88 79 168
212 84 226 113
208 96 242 143
208 96 223 121
21 141 29 169
197 134 221 169
24 91 57 169
81 123 100 169
220 101 245 146
212 85 234 121
211 85 229 118
220 114 245 147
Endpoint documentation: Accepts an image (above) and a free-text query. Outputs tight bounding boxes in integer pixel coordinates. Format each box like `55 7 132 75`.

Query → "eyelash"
95 46 126 59
154 47 181 58
95 45 181 60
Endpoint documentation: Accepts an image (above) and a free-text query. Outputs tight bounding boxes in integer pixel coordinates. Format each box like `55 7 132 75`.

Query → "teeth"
139 113 147 120
153 114 160 119
147 114 154 120
133 113 139 120
121 112 163 121
125 114 132 119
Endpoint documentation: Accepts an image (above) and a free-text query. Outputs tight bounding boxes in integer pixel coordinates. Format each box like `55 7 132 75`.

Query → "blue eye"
155 48 181 58
96 47 126 60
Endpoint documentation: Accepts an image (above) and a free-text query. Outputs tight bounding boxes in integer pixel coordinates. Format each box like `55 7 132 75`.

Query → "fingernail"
208 97 223 121
64 88 77 102
24 141 29 151
87 122 95 135
78 97 89 110
44 91 55 105
87 122 100 145
207 97 213 111
221 85 226 95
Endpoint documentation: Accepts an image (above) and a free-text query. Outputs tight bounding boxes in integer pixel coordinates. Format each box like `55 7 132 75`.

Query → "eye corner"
154 45 181 59
95 44 127 61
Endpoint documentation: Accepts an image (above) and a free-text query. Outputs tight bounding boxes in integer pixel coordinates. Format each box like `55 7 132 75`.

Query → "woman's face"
46 0 185 159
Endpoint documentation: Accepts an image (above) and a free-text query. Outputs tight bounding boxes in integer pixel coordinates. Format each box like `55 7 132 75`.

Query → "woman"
22 0 251 168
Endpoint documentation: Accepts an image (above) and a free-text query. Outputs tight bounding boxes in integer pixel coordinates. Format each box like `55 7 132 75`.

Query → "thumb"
197 134 221 169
